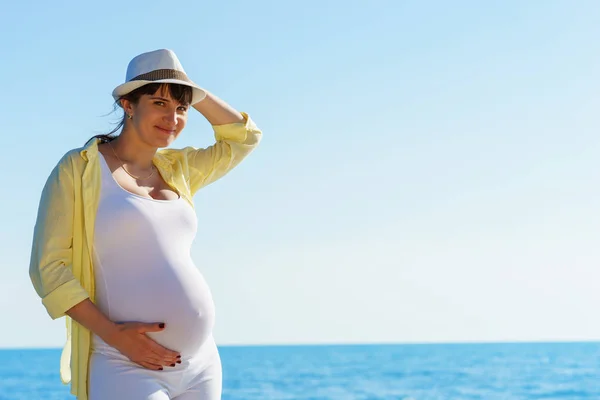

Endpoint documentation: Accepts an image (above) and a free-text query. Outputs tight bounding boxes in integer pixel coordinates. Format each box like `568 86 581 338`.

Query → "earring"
127 114 133 119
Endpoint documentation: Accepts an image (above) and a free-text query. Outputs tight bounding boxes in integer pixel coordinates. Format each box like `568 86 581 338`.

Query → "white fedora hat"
112 49 207 105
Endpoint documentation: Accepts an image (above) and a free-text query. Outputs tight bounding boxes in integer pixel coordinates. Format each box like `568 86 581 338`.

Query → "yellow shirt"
28 113 261 400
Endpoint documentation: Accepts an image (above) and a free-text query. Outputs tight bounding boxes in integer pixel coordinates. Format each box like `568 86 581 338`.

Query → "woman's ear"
120 98 134 117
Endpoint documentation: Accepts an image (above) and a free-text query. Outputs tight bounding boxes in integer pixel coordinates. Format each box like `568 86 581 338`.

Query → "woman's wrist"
97 320 121 345
65 298 120 344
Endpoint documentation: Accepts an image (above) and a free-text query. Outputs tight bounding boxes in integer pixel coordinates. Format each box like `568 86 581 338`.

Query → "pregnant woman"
28 49 262 400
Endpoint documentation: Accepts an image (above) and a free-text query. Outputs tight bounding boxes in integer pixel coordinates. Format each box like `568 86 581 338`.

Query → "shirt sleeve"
181 112 262 196
29 155 89 320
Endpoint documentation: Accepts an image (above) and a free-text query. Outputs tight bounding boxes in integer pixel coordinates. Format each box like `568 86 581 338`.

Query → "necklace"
108 141 156 180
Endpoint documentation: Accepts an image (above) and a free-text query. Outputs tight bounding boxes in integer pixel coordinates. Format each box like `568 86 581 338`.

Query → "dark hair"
87 83 194 145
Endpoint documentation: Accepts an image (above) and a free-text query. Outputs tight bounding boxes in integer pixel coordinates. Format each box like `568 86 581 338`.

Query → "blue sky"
1 0 599 348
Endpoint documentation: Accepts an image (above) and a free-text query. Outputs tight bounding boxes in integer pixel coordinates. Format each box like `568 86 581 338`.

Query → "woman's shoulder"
51 143 93 174
59 147 85 165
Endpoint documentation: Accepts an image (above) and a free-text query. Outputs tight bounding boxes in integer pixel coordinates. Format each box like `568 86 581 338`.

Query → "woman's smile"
156 126 176 135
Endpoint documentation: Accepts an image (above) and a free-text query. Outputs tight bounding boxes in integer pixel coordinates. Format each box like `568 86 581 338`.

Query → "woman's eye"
178 106 188 112
154 101 165 106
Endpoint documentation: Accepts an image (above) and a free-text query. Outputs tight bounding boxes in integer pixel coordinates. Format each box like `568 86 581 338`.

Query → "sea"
1 342 599 400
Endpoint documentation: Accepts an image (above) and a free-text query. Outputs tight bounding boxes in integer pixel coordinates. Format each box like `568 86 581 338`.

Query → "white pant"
88 337 222 400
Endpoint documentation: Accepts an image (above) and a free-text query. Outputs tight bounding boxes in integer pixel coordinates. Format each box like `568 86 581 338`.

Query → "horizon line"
3 338 600 350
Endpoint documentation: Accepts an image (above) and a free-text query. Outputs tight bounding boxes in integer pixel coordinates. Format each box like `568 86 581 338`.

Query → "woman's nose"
164 110 178 125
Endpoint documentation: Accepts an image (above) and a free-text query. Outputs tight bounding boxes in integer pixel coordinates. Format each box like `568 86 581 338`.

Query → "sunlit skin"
101 86 188 164
122 87 190 149
94 87 187 200
97 86 244 197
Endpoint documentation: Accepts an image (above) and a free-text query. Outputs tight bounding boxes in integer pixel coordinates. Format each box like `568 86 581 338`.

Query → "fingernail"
159 323 165 329
159 367 163 371
177 355 181 359
170 363 176 367
177 360 181 364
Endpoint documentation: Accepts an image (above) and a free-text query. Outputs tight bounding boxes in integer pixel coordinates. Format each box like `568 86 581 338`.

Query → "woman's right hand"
105 322 181 370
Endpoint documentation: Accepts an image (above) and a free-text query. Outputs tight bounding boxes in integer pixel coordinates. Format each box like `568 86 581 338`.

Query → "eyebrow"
150 96 189 107
150 96 172 102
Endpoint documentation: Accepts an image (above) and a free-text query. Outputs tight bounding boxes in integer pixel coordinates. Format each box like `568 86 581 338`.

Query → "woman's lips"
156 126 176 134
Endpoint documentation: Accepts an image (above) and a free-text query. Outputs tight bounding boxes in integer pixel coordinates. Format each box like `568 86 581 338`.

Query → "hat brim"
112 79 207 105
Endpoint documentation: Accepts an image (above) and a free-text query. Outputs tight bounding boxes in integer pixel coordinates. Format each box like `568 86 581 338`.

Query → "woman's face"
123 87 190 148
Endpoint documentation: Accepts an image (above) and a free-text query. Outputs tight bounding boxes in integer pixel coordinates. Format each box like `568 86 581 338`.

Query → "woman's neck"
110 128 156 169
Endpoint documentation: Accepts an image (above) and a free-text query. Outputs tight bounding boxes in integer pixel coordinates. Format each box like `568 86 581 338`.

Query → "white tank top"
92 153 216 357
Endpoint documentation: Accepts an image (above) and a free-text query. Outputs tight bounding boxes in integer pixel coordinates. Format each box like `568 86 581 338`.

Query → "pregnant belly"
97 260 216 357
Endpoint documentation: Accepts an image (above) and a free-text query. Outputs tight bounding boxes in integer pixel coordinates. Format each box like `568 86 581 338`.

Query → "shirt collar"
79 138 100 162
